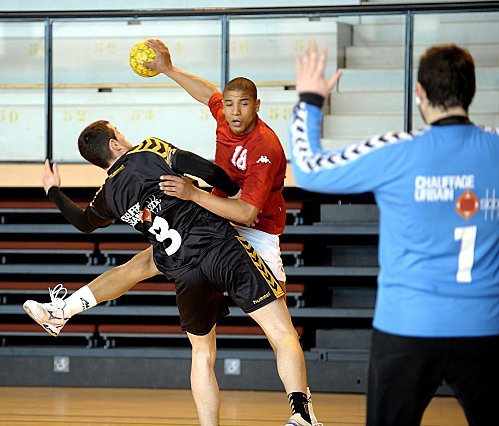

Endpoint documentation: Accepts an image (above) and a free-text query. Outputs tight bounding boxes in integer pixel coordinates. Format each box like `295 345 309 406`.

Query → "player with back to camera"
24 123 322 426
289 43 499 426
24 39 322 426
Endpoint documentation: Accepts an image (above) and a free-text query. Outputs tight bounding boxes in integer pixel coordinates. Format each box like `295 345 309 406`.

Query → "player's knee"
268 328 300 351
189 331 217 365
191 344 216 368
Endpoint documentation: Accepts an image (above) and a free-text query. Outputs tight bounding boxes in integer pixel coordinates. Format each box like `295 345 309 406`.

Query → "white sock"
63 285 97 318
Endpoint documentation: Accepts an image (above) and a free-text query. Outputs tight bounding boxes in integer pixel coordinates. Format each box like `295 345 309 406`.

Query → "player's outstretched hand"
143 39 174 75
160 175 199 201
296 44 342 98
42 159 61 195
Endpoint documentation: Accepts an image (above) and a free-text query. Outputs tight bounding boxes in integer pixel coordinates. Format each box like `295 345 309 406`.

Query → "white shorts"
232 225 286 282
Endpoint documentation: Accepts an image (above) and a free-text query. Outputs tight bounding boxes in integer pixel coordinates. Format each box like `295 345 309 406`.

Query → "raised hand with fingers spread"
295 44 341 98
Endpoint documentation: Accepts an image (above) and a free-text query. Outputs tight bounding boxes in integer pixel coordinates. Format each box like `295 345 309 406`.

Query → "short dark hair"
223 77 257 99
77 120 115 169
417 44 475 112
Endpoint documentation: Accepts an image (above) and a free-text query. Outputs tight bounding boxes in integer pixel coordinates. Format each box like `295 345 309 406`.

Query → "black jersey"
84 137 238 279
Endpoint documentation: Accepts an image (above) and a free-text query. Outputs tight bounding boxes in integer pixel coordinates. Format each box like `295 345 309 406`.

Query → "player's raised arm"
42 159 61 194
296 44 341 98
42 160 112 233
143 39 218 105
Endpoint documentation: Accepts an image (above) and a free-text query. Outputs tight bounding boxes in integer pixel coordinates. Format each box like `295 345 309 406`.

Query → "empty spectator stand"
98 241 306 307
0 186 384 394
0 281 87 305
0 323 97 348
99 241 150 266
98 324 305 349
285 200 304 226
0 241 97 266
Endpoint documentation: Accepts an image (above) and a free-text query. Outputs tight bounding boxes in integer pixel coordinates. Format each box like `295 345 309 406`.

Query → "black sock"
288 392 311 423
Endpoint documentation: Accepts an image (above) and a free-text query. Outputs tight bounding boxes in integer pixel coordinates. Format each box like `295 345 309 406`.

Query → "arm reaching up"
143 39 218 105
295 44 341 98
42 159 113 233
42 159 60 194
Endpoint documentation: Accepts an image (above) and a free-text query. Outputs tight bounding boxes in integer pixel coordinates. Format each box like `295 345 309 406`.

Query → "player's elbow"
239 216 255 227
235 206 259 226
195 86 217 106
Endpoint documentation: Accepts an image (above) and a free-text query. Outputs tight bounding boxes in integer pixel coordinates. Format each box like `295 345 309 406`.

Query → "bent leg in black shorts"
174 235 285 336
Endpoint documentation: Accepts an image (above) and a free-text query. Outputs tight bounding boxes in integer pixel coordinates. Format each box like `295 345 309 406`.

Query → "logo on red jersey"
256 155 271 164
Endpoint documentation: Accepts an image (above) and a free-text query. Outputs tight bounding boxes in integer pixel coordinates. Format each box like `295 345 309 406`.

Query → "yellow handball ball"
129 40 159 78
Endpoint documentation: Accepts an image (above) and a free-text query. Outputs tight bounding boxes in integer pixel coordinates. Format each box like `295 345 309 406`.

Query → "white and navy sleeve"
289 93 414 194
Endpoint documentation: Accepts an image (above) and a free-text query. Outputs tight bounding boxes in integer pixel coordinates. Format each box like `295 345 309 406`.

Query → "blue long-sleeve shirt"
290 98 499 338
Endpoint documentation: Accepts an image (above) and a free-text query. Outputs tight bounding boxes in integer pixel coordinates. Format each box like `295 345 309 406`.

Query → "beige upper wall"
0 162 297 188
0 163 107 188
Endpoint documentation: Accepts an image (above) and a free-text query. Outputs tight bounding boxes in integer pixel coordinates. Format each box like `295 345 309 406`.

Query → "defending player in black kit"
24 119 321 426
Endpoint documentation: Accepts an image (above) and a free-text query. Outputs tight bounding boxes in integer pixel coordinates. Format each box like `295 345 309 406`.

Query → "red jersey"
208 92 286 234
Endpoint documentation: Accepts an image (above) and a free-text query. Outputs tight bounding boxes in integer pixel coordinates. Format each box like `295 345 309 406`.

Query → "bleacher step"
353 20 499 46
315 328 372 349
346 44 499 69
320 204 379 223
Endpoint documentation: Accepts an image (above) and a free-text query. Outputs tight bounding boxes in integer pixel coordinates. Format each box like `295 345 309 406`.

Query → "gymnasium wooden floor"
0 387 467 425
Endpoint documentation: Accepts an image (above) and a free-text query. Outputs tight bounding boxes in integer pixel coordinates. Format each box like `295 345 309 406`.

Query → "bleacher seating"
0 189 377 354
0 323 97 348
98 324 304 349
280 242 304 267
0 241 97 266
0 187 318 348
285 200 304 226
99 241 150 266
0 281 86 304
0 186 377 353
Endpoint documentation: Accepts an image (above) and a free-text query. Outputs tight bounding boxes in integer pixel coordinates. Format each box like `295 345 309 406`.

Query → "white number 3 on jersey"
148 216 182 255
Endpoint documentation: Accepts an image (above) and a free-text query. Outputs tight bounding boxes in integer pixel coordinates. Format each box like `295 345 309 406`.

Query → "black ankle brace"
288 391 311 424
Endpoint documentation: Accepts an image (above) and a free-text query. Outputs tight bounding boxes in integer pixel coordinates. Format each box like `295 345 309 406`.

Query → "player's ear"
255 98 261 112
416 82 426 103
109 138 122 153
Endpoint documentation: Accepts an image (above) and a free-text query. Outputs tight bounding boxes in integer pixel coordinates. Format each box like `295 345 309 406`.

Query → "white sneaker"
285 414 314 426
285 388 324 426
23 283 70 337
286 413 323 426
307 387 323 426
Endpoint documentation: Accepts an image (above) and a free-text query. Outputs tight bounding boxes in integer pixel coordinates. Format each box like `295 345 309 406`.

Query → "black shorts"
366 329 499 426
174 235 285 335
